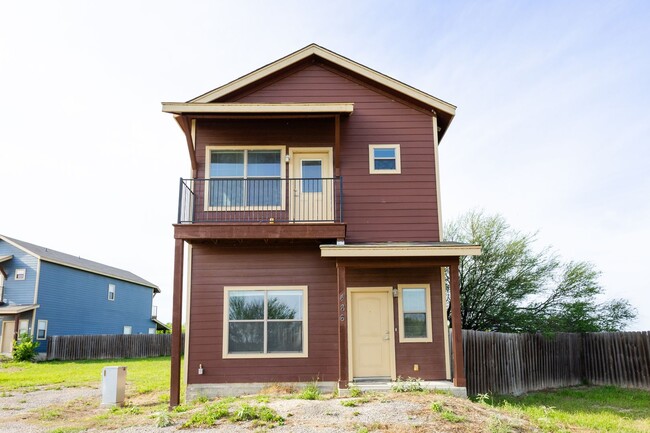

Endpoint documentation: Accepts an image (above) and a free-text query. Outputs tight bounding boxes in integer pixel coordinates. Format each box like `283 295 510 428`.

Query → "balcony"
175 178 346 241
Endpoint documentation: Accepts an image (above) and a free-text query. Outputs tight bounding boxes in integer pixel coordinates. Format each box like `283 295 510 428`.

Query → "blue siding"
34 261 155 352
0 240 38 305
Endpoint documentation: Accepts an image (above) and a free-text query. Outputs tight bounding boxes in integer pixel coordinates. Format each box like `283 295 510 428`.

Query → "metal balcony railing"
177 177 343 223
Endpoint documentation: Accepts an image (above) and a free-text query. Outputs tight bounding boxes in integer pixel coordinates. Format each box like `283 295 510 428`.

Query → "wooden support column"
13 314 20 341
170 239 185 408
334 114 341 177
336 261 348 388
449 261 466 387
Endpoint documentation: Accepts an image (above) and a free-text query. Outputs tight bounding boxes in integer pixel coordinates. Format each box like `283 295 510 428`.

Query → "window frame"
369 144 401 174
18 319 29 336
15 268 26 280
397 284 433 343
36 320 48 340
108 284 116 301
222 285 309 359
205 146 286 211
148 328 156 335
123 325 132 335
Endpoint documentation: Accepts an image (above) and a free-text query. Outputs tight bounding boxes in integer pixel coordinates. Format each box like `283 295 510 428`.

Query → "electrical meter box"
101 366 127 406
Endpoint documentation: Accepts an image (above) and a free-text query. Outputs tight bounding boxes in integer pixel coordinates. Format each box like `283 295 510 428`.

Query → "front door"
349 289 395 380
290 150 333 222
1 321 15 354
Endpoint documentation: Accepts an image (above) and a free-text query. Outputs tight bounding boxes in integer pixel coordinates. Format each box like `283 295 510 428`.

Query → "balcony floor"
174 222 346 241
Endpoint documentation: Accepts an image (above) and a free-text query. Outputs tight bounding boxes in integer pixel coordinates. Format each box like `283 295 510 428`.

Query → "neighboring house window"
123 326 132 335
397 284 433 343
369 144 401 174
18 319 29 336
148 328 156 334
36 320 48 340
108 284 116 301
223 286 308 358
207 147 284 209
15 268 26 280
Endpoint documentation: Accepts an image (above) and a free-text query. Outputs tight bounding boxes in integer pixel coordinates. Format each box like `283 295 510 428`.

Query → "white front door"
290 149 333 222
1 321 15 354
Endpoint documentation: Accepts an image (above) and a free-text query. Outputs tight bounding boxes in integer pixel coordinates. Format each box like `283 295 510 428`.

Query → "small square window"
369 144 401 174
15 269 26 280
148 328 156 335
108 284 116 301
36 320 48 340
123 325 132 335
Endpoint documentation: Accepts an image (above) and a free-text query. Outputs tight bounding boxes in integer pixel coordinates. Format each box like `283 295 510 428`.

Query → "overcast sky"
1 1 648 330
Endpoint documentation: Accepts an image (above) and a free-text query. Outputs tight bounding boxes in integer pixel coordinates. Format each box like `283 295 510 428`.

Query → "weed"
353 410 360 416
430 401 443 412
39 408 62 420
256 395 270 403
48 428 85 433
341 399 359 407
357 426 369 433
109 404 141 415
298 381 321 400
487 416 516 433
172 404 189 413
154 410 174 428
230 403 284 426
391 376 423 392
440 409 465 423
182 401 230 427
349 386 363 397
475 392 491 404
19 399 27 403
192 394 209 404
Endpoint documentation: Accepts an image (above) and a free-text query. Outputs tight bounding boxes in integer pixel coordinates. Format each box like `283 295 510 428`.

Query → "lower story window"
223 286 308 358
123 325 132 335
36 320 48 340
397 284 433 342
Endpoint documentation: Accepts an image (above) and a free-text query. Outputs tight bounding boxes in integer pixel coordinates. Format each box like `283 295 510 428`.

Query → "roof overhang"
0 255 13 264
152 318 170 331
162 102 354 115
320 242 481 258
0 304 39 315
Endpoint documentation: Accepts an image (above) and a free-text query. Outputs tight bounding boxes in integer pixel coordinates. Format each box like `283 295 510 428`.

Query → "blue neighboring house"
0 235 165 356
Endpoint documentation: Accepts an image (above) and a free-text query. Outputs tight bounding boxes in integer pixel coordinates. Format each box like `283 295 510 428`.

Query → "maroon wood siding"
197 61 440 243
187 241 339 384
346 267 447 380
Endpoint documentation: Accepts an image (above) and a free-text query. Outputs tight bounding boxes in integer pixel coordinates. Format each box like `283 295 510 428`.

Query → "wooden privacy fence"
463 330 650 396
46 334 184 360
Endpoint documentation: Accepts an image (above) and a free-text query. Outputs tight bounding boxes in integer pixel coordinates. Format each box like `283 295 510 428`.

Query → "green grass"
0 356 174 394
487 386 650 433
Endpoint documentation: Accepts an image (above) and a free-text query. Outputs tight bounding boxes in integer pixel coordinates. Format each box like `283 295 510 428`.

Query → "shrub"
12 333 39 362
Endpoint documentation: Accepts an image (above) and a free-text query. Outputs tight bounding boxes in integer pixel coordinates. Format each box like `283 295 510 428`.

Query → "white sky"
1 1 648 330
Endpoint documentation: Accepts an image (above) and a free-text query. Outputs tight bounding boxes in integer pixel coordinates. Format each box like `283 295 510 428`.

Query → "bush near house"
12 333 39 362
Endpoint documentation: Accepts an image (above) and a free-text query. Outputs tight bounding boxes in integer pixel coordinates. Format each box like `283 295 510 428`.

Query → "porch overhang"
0 304 39 315
320 242 481 258
174 223 346 241
0 255 13 264
162 102 354 115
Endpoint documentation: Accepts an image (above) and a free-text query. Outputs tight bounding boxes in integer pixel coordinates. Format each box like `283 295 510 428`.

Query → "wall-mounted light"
392 288 398 298
198 364 204 375
285 154 291 162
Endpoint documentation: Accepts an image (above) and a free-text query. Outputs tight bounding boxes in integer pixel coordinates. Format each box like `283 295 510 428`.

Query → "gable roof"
0 235 159 292
163 44 456 139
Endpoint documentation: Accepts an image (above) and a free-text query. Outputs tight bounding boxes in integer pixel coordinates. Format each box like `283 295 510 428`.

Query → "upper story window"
369 144 401 174
397 284 433 343
223 286 308 358
208 147 285 209
15 268 26 280
108 284 116 301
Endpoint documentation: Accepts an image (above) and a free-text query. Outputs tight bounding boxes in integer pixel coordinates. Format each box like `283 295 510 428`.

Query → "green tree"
445 211 636 333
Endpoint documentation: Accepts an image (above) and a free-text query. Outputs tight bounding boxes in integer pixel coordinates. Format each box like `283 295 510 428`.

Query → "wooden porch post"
336 261 348 388
13 315 20 341
170 239 184 408
450 261 466 387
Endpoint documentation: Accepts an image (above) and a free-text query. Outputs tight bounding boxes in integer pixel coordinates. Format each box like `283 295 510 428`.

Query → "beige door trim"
1 321 15 355
346 287 396 381
288 147 334 222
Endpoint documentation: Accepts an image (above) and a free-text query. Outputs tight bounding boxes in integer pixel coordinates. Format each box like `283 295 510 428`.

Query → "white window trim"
18 319 29 336
222 285 309 359
36 320 48 340
369 144 401 174
148 328 156 334
108 284 116 301
397 284 433 343
205 145 287 212
123 325 132 335
15 268 26 280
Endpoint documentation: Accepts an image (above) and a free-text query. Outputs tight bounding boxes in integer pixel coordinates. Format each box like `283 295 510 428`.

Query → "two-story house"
163 44 480 404
0 235 164 356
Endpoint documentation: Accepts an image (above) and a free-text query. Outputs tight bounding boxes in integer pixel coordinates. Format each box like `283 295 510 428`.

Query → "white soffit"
320 244 482 258
161 102 354 115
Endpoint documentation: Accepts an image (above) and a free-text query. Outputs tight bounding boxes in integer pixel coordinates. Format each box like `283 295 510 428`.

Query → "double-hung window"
36 320 48 340
108 284 116 301
397 284 433 342
208 148 284 209
223 286 308 358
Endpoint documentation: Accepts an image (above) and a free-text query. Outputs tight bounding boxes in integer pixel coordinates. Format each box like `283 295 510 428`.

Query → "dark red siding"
346 267 447 380
187 242 339 384
198 62 440 243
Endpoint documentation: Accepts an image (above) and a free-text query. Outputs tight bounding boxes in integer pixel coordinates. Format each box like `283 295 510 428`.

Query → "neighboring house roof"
162 43 456 139
0 235 159 292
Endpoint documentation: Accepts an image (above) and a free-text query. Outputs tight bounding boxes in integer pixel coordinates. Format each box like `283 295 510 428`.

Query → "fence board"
46 334 184 360
463 330 650 396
